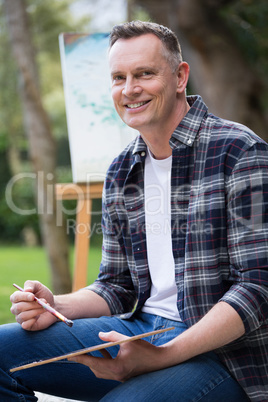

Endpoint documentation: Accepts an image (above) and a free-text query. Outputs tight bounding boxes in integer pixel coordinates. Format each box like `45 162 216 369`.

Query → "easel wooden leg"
55 182 103 292
73 198 92 291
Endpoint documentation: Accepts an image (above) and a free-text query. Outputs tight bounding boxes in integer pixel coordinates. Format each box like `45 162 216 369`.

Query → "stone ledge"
35 392 79 401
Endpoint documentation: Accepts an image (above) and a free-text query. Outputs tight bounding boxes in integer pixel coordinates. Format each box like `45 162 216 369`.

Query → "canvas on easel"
59 32 137 183
58 33 137 290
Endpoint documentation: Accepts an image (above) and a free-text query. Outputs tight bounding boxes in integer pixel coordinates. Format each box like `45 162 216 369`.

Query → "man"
1 20 267 401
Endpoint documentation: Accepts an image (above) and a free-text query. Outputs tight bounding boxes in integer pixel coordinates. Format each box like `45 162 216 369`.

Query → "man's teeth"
127 101 147 109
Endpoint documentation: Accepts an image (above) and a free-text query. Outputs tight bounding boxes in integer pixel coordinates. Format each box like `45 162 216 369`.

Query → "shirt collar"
132 95 208 155
170 95 208 148
132 134 147 156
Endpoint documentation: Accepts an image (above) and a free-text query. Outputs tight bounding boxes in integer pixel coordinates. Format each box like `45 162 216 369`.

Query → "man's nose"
122 77 142 97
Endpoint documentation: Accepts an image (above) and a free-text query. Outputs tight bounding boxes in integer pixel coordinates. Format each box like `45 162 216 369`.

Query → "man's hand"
68 301 246 383
10 280 57 331
68 331 163 382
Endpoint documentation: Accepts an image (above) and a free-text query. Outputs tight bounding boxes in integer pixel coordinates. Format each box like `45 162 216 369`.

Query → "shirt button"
187 139 192 145
141 151 146 157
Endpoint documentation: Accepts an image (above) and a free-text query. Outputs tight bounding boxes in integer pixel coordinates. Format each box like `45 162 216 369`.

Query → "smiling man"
109 32 189 159
0 21 267 402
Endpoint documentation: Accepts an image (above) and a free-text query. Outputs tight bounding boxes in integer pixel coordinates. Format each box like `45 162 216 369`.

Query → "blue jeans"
0 313 249 401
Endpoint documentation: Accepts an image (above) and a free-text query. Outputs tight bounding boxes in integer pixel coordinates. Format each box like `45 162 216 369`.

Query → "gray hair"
109 20 183 72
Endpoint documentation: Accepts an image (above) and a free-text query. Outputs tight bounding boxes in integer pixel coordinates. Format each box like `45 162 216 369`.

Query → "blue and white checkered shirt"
89 95 268 401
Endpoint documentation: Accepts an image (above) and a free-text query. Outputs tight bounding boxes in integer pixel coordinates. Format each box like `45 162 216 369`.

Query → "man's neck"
141 100 190 160
143 137 172 160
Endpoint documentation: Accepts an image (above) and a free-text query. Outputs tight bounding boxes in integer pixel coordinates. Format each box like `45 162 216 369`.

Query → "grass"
0 245 102 325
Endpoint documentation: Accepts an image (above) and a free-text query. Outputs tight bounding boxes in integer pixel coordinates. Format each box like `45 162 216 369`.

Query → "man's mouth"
126 101 150 109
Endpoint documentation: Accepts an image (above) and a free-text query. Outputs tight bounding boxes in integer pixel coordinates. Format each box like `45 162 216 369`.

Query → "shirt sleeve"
220 141 268 333
87 185 137 315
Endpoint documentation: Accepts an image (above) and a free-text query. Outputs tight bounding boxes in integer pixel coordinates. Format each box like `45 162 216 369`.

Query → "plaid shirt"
89 95 268 401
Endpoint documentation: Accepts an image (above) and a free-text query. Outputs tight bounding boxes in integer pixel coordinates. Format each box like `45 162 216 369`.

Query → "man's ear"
176 62 190 94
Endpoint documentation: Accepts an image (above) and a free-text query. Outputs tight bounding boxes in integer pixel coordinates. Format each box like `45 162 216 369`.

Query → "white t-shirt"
142 149 181 321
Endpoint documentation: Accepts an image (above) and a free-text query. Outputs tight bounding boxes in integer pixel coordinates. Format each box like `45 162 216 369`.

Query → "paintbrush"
13 283 73 327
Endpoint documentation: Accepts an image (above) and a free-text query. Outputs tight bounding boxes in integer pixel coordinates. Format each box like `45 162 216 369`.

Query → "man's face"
109 34 181 134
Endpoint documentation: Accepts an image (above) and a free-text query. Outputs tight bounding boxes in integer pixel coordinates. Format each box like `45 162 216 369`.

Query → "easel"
55 182 103 291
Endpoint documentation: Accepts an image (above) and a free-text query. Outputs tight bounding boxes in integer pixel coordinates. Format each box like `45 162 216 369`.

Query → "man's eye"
114 75 124 81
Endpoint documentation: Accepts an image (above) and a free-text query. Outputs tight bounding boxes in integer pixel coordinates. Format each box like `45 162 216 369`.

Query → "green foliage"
3 191 39 242
27 0 91 139
0 0 91 243
221 0 268 84
1 0 267 245
0 6 25 154
0 151 39 243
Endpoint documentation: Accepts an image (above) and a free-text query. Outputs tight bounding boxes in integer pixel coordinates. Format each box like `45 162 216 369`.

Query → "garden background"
0 0 267 324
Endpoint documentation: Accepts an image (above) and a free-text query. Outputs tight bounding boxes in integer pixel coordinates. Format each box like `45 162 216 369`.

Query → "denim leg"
0 313 168 401
0 314 248 401
100 315 249 402
0 318 123 401
101 352 249 402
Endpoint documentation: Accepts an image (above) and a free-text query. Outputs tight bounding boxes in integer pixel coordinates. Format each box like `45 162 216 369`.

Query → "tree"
3 0 72 293
131 0 268 141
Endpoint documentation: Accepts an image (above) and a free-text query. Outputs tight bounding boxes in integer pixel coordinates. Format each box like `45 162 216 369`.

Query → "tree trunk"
3 0 72 294
133 0 268 141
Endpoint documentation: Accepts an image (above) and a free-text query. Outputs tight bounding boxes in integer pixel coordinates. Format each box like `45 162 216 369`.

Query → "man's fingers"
10 290 35 304
98 330 129 343
68 354 95 366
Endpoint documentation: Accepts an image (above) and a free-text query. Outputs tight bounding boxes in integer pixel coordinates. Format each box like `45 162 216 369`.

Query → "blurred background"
0 0 267 323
